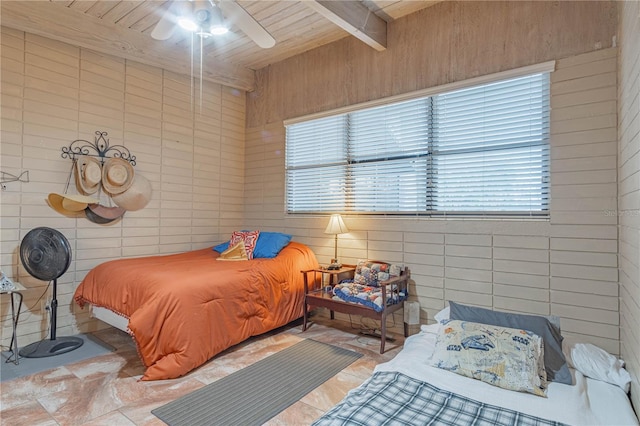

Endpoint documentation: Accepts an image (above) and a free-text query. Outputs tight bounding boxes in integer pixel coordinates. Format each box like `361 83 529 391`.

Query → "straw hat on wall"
48 193 99 215
112 174 152 211
85 204 126 224
75 156 102 195
102 157 134 195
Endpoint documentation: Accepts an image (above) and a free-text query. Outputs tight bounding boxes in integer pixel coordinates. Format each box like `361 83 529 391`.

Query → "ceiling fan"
151 0 275 49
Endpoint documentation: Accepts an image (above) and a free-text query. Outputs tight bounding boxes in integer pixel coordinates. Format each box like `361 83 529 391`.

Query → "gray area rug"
1 333 115 382
152 339 363 426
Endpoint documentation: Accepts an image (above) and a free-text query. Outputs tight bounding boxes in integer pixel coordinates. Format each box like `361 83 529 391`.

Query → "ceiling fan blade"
151 1 179 41
217 0 276 49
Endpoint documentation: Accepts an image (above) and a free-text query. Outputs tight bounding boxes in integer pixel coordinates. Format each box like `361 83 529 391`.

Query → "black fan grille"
20 227 72 281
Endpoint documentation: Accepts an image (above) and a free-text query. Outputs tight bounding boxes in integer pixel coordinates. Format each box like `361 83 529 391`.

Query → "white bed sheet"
91 305 129 332
375 324 638 426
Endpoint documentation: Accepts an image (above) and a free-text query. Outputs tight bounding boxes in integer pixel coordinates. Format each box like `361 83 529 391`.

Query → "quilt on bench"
331 260 406 312
332 281 407 312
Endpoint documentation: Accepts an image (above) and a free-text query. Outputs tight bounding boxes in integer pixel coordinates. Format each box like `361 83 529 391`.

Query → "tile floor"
0 316 405 425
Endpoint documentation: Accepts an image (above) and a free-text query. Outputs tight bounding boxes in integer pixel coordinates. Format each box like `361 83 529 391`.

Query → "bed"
74 240 318 381
315 309 638 426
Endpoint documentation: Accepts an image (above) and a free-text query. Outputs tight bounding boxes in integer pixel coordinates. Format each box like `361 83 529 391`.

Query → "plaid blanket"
313 371 567 426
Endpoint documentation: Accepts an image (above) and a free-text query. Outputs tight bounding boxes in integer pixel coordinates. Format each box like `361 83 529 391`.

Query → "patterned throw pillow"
216 241 248 261
429 320 547 397
229 230 260 260
353 260 402 287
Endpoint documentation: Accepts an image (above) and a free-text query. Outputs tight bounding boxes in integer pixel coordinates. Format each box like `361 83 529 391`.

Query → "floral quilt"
332 280 407 312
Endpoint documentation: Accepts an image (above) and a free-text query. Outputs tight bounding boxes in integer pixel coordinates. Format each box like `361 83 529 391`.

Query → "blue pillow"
213 232 292 258
213 241 229 253
254 232 292 258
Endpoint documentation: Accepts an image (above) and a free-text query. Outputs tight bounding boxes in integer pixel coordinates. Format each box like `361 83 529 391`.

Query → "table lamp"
324 214 349 269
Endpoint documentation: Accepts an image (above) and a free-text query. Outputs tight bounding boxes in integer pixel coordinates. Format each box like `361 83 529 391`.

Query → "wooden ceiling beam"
0 1 255 91
305 0 387 51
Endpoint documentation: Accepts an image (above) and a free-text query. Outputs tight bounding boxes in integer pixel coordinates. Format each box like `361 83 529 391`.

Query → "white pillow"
563 338 631 392
420 323 440 334
433 306 450 322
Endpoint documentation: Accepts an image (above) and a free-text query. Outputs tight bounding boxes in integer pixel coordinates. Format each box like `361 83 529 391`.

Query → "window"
285 72 550 216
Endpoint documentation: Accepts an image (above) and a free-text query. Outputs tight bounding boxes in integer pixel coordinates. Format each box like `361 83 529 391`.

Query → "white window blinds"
431 73 550 213
348 98 431 212
285 72 550 215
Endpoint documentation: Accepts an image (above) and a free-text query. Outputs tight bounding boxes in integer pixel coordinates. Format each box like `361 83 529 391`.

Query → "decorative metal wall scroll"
61 131 136 165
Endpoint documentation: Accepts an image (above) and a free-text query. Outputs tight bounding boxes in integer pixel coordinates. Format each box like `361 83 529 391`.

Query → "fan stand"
19 278 83 358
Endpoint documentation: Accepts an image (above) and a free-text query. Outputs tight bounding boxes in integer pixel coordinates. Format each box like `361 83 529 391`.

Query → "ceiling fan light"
209 6 228 36
196 30 213 38
210 24 229 35
178 17 199 32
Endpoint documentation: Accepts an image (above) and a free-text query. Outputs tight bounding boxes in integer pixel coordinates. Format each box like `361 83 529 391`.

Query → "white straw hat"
102 158 134 195
112 174 152 211
48 193 99 216
75 156 102 195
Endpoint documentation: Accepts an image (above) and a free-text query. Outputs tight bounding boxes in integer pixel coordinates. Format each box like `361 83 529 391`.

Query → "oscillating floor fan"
18 227 84 358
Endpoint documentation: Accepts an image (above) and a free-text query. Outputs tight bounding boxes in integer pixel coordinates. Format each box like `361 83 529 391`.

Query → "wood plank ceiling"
1 0 441 91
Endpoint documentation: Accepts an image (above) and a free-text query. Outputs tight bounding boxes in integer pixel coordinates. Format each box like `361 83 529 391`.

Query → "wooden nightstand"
301 266 355 330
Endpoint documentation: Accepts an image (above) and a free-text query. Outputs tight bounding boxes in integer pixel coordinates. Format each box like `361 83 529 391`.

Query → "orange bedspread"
74 242 318 380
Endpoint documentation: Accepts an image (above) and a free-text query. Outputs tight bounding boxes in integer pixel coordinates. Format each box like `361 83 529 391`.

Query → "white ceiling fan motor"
152 0 275 49
179 0 227 37
193 0 212 23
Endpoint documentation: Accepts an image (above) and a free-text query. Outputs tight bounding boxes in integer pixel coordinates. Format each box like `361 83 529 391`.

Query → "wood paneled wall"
618 0 640 412
0 28 245 348
244 2 621 353
247 1 617 127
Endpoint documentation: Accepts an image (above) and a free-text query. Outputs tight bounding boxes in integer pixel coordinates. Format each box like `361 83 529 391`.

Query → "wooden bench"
302 262 410 353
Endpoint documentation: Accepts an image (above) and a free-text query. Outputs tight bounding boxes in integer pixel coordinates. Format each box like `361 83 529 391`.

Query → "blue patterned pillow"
449 301 570 384
429 320 547 397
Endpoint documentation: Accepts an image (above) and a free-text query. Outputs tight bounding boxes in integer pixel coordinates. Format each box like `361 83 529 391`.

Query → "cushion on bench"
353 260 402 287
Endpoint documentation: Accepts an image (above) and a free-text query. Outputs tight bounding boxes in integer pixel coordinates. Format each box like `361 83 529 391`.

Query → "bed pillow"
449 301 571 385
216 241 248 261
252 232 292 258
434 306 450 323
213 240 229 253
353 260 402 287
213 232 292 258
429 320 547 397
436 304 562 331
563 338 631 392
229 230 260 259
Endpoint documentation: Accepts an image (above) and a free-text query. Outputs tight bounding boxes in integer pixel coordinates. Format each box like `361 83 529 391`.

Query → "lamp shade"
324 214 349 235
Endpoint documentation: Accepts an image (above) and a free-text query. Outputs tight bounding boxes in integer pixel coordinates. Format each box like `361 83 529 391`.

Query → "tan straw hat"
112 174 152 211
102 157 134 195
75 156 102 195
48 193 99 216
